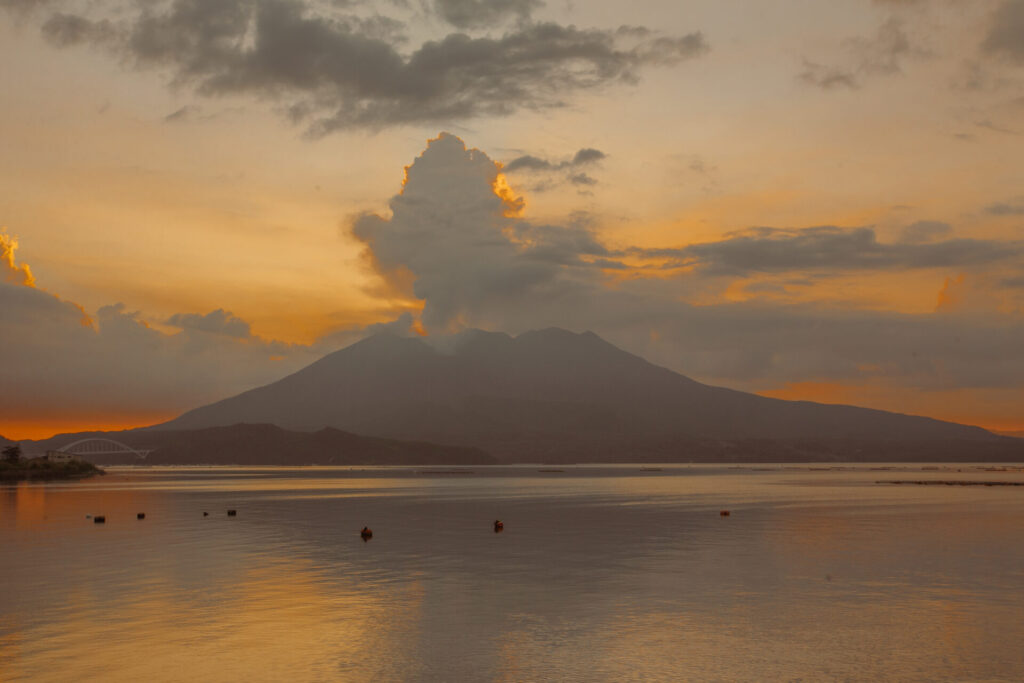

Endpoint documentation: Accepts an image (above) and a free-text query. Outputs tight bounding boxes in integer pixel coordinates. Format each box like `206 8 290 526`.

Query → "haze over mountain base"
21 328 1020 465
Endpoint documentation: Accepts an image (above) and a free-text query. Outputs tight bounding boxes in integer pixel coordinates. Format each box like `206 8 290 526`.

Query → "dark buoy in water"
493 520 504 532
137 513 145 520
203 512 209 517
720 510 731 517
360 526 373 541
227 509 237 517
94 515 106 524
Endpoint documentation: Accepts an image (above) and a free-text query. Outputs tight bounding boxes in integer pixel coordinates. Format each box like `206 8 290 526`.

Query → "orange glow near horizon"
760 381 1024 434
1 414 177 442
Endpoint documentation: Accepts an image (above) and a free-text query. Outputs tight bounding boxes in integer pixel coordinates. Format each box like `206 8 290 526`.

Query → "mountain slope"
159 328 1012 461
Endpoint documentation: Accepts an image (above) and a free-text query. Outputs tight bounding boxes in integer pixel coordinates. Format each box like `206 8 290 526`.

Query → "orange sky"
1 0 1022 440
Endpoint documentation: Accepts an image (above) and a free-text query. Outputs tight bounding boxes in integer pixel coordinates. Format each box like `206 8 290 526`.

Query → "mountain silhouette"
158 328 1016 462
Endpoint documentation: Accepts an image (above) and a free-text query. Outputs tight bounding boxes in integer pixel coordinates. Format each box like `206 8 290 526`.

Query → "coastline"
0 460 104 482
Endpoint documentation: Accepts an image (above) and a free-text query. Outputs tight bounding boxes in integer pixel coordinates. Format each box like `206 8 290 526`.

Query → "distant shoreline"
0 460 104 482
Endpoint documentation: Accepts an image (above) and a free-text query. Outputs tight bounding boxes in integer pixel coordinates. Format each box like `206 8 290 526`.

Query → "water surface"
3 464 1024 681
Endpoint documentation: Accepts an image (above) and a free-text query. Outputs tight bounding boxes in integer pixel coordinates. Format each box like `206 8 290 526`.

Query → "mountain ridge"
156 327 1013 462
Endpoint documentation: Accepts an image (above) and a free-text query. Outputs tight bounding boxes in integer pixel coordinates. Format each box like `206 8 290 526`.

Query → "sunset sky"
2 0 1023 440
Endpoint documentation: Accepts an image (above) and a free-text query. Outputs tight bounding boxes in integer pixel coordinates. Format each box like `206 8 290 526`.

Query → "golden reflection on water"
4 466 1024 681
4 557 427 682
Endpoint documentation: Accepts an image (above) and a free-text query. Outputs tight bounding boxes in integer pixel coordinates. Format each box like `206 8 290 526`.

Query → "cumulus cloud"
350 133 1024 396
19 0 709 134
352 132 608 328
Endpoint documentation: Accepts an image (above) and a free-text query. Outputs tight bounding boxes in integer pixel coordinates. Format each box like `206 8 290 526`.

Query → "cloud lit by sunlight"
1 229 35 288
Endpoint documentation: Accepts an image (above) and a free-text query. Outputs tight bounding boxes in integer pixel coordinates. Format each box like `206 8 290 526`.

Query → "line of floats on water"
84 509 734 533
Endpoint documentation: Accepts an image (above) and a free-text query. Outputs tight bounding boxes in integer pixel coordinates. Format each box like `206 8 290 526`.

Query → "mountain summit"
158 328 1014 462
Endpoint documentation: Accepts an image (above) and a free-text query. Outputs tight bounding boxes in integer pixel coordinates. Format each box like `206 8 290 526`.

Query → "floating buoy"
360 526 373 541
94 516 106 524
227 509 237 517
137 513 145 520
720 510 730 517
493 520 504 532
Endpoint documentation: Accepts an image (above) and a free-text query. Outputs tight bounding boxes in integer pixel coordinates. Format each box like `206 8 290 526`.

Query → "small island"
1 445 104 481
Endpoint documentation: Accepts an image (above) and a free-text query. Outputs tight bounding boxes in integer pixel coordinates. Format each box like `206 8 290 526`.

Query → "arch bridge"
56 438 151 460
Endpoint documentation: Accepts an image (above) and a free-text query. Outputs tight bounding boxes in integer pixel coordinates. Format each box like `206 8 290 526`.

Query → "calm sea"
3 465 1024 682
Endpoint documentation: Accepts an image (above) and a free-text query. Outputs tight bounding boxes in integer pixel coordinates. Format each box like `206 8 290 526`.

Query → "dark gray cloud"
571 148 605 165
799 60 859 90
800 17 917 90
504 147 605 172
40 11 116 44
167 309 253 338
503 146 606 192
432 0 539 28
986 201 1024 215
636 226 1021 276
23 0 708 134
984 0 1024 63
569 172 596 186
0 0 52 14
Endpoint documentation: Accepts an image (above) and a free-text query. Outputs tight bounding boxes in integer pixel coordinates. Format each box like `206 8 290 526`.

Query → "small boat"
493 520 504 532
360 526 373 541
